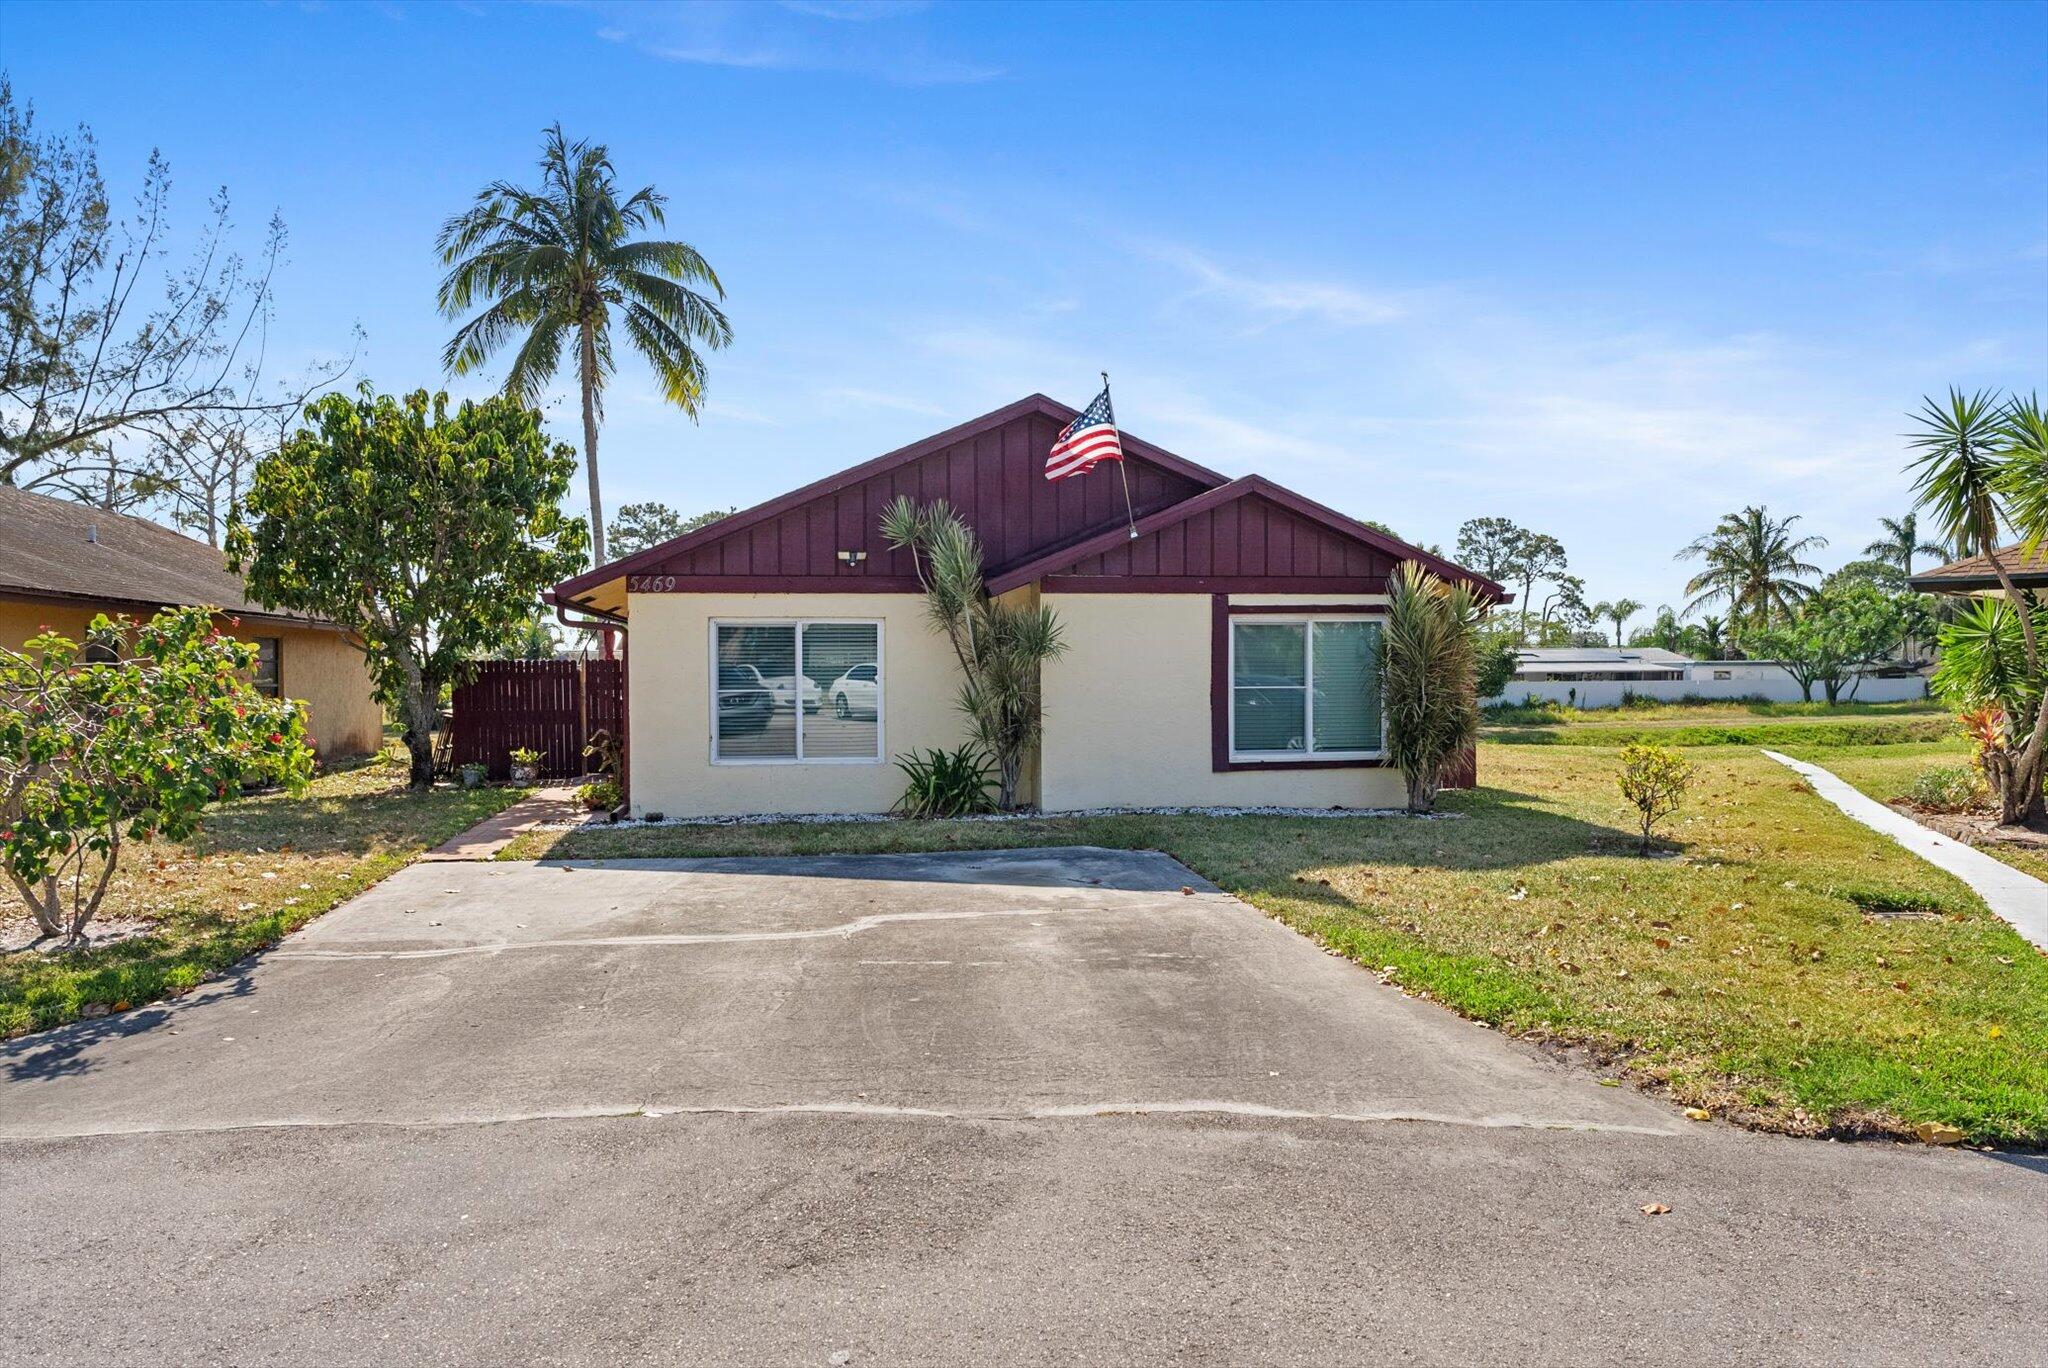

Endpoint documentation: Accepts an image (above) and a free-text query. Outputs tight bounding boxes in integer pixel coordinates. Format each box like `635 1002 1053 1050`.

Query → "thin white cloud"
590 0 1001 85
817 386 948 416
1138 240 1407 327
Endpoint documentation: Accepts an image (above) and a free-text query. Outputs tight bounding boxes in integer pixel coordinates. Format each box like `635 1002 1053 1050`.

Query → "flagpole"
1105 371 1138 540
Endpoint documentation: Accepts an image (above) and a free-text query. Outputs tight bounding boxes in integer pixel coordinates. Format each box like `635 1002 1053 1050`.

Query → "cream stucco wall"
0 598 381 762
1040 593 1406 811
625 592 971 818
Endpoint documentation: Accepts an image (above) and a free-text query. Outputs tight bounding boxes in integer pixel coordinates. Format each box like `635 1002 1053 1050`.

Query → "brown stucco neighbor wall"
0 598 382 763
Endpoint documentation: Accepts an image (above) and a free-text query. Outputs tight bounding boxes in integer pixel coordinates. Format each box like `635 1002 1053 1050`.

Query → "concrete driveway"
1 847 2041 1365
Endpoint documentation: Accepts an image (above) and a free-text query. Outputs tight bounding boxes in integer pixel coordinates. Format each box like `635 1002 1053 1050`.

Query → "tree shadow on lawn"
187 783 505 860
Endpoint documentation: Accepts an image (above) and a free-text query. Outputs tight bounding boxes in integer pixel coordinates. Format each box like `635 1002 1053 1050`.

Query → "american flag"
1045 384 1123 481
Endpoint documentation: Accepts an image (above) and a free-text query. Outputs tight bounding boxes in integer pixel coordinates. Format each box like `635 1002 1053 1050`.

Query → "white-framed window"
710 619 883 764
1228 616 1383 761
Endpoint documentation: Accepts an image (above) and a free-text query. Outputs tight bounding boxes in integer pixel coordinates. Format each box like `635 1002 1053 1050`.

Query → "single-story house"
0 484 383 761
1508 647 1693 683
548 394 1507 818
1494 645 1927 708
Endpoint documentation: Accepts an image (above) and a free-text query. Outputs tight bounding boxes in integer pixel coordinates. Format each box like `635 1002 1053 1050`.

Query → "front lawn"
0 752 526 1037
1781 738 2048 884
511 740 2048 1145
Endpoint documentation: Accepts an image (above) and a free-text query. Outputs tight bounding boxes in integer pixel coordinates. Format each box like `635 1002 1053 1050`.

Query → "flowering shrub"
1 606 312 947
1617 743 1692 855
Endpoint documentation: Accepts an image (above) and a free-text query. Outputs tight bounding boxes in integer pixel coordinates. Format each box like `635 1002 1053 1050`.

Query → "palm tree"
1862 512 1947 580
1600 597 1643 648
1676 506 1827 633
437 125 731 573
1698 614 1725 660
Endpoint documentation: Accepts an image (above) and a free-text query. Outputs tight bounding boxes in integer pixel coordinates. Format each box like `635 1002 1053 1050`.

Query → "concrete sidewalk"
1765 749 2048 952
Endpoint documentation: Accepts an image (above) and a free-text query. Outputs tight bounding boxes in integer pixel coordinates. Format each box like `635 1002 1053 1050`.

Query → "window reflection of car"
716 665 774 734
733 663 819 713
827 664 879 720
1235 674 1307 750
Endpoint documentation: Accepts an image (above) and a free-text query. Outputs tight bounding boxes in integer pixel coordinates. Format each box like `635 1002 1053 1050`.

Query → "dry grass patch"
522 741 2048 1145
1 752 526 1037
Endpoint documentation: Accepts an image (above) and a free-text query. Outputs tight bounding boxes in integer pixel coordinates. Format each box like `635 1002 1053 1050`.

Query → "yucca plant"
880 496 1066 809
1380 563 1482 813
893 744 998 818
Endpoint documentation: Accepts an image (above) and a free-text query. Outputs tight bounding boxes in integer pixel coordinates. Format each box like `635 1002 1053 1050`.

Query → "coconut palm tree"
1675 506 1827 633
437 125 731 573
1698 614 1725 660
1862 512 1947 580
1599 597 1643 648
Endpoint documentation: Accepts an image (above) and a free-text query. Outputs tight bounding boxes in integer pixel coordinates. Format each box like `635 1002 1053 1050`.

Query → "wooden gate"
451 659 624 781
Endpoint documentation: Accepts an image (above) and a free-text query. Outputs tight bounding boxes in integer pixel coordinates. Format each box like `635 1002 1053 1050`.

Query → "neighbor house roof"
1514 647 1694 667
0 484 329 627
1906 543 2048 595
552 394 1504 615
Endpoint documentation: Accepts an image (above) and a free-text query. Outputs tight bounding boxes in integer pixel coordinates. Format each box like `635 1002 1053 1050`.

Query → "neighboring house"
1907 543 2048 596
0 485 383 762
1495 645 1927 707
1508 647 1693 683
548 394 1508 818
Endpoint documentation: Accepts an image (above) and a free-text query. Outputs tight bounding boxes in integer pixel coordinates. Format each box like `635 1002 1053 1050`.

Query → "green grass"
0 752 527 1038
510 740 2048 1146
1780 737 2048 884
1483 696 1944 727
1485 714 1958 750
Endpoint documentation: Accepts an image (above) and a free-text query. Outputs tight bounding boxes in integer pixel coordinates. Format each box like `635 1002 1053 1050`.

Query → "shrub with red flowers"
1 606 312 948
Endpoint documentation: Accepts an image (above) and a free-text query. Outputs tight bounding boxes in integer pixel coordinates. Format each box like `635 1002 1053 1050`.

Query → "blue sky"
8 0 2046 612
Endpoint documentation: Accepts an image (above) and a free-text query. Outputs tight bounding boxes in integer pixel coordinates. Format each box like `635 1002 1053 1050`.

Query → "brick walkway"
422 784 587 861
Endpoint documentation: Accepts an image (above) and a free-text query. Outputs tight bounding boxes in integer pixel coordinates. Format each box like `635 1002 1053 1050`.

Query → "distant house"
1508 647 1692 683
0 485 382 761
1496 644 1926 707
547 394 1508 818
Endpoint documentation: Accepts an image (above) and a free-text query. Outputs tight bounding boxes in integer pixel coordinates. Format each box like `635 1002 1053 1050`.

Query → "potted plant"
459 761 489 789
508 747 543 784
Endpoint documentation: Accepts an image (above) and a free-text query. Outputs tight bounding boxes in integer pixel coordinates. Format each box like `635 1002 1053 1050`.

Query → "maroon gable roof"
986 475 1510 601
553 394 1503 610
554 395 1226 605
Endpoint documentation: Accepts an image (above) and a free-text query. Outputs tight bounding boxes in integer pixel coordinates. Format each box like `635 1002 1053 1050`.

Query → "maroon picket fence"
450 659 624 781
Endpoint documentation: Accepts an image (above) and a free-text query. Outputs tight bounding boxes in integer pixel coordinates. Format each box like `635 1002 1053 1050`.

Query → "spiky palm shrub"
1381 563 1482 813
880 497 1066 809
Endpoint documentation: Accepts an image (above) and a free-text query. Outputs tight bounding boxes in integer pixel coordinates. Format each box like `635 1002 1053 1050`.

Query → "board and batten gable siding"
1039 593 1407 812
610 405 1216 594
1046 490 1402 592
624 591 972 819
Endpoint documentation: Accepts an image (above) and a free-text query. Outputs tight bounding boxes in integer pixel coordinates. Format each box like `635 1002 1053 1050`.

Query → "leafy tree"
0 81 336 508
1826 558 1908 594
1474 623 1521 700
1746 584 1905 703
1617 744 1691 855
1631 605 1687 652
496 616 561 661
1908 389 2048 821
1 607 310 947
1453 517 1526 582
608 500 734 559
228 388 589 789
1536 574 1588 642
1500 531 1564 641
879 497 1066 810
1676 506 1826 631
1381 564 1481 813
1863 512 1946 580
437 124 731 573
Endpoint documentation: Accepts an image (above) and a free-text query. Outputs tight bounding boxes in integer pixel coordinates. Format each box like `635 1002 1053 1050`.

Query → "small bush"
577 778 622 811
894 744 998 818
1618 743 1692 854
1902 765 1986 813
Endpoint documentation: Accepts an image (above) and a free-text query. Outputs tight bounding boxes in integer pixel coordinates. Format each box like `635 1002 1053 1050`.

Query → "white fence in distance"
1487 673 1929 710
